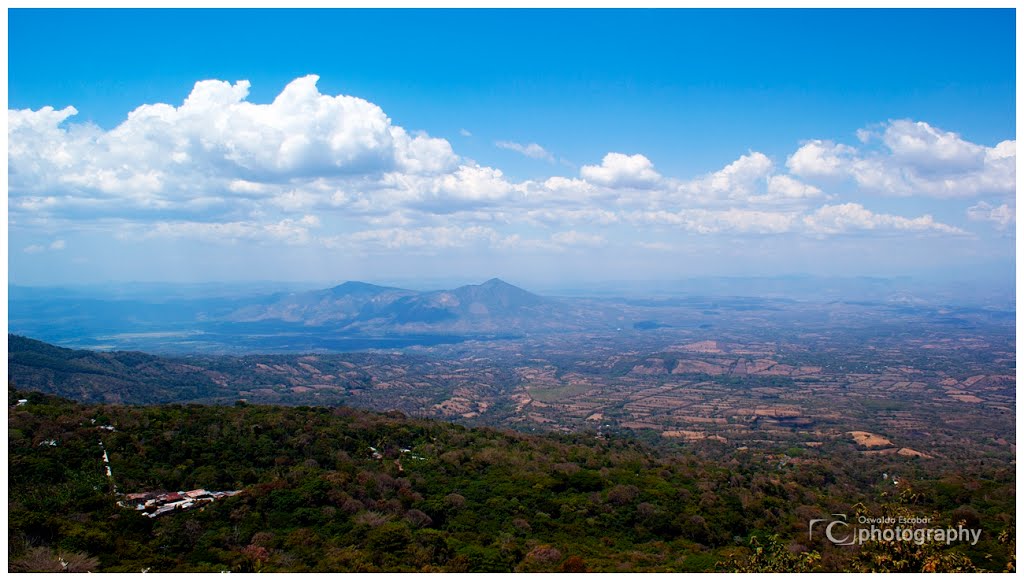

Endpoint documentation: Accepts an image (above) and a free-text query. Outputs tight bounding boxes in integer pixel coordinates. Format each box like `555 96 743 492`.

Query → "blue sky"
8 9 1017 287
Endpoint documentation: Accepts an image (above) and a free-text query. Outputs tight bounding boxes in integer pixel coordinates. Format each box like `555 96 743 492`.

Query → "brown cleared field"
662 429 706 439
528 383 593 403
849 431 893 448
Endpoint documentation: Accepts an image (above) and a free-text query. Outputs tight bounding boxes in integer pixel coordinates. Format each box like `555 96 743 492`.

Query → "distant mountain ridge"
223 278 575 334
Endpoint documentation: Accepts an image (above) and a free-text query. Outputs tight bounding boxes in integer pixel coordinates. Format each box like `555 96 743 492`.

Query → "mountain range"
12 276 1004 355
8 278 614 353
222 278 585 334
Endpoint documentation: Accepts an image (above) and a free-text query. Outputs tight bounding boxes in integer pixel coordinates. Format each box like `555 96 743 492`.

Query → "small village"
118 489 243 519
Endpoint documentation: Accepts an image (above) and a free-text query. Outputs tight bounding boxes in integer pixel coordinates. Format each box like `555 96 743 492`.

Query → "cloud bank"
10 76 1013 255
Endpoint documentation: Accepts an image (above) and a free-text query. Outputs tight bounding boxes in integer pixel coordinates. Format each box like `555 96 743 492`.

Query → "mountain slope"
9 335 519 410
224 278 584 334
225 281 417 325
7 334 230 404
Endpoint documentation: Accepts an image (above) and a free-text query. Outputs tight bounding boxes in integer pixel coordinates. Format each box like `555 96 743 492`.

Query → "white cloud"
677 152 825 206
550 230 606 247
270 188 320 211
8 105 83 179
624 203 967 238
495 231 604 252
325 225 500 252
365 211 418 227
142 215 320 245
8 82 993 254
323 225 608 254
788 120 1015 198
459 128 472 137
495 140 554 162
802 203 966 236
404 164 521 209
580 153 662 189
523 207 619 226
627 208 798 234
765 175 824 201
786 140 858 178
13 196 59 212
708 151 773 192
228 179 274 195
516 176 601 206
966 201 1015 230
9 75 459 217
22 239 66 253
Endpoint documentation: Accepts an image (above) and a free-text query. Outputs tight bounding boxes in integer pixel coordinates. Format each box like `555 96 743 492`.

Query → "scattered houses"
86 416 241 518
119 489 242 518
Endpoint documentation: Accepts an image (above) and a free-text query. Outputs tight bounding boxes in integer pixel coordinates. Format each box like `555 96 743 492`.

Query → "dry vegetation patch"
848 431 893 448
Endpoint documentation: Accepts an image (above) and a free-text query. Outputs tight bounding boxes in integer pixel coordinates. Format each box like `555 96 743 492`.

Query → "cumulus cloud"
966 201 1015 230
678 151 824 206
495 140 554 162
8 80 987 255
518 176 602 205
765 175 824 201
8 105 86 193
802 203 966 236
787 120 1015 197
399 164 522 211
879 120 988 173
580 153 662 189
707 151 773 191
9 75 458 218
785 140 858 178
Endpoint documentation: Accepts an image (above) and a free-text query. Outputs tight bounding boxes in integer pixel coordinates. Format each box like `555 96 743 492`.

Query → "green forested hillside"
8 388 1014 572
7 335 228 403
7 334 382 405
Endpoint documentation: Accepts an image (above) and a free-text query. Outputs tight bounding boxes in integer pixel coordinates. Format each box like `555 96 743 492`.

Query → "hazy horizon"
8 270 1015 309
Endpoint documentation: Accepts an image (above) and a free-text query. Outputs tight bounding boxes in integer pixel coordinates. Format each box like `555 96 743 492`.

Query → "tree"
722 535 821 573
10 547 100 573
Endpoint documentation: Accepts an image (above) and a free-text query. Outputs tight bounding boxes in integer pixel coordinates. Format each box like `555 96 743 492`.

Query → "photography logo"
809 513 982 547
809 514 856 545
